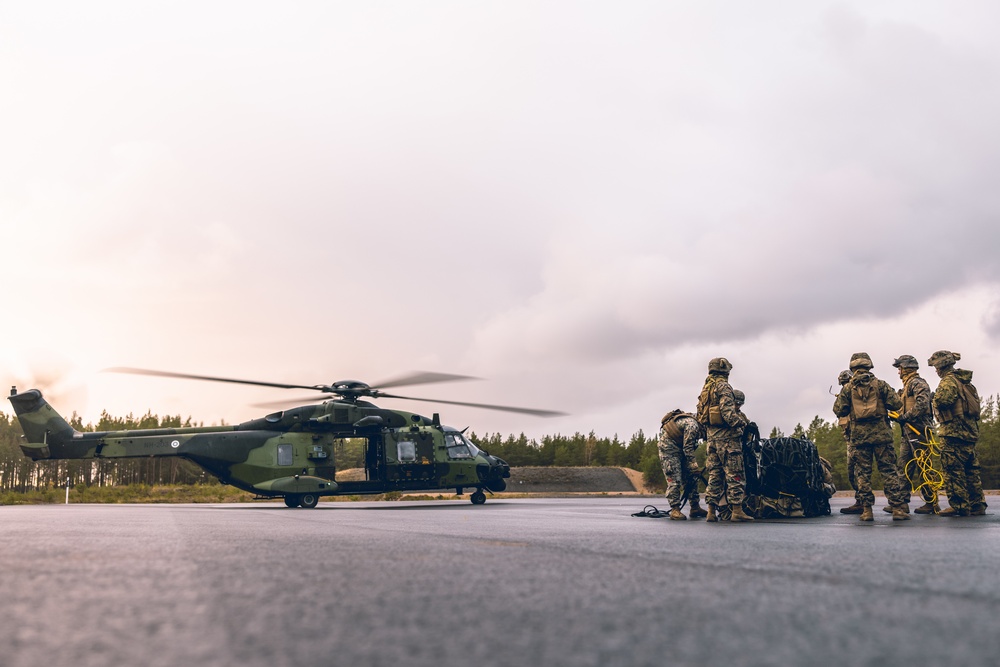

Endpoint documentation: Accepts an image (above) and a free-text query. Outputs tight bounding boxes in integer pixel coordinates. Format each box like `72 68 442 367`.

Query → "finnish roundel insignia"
171 440 180 448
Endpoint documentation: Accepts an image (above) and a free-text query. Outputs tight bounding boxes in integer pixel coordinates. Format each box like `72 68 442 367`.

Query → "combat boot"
669 508 687 521
688 500 708 519
884 502 909 514
730 506 754 522
914 502 939 514
892 507 911 521
860 506 874 522
840 502 864 514
705 505 718 523
939 506 970 517
970 504 987 516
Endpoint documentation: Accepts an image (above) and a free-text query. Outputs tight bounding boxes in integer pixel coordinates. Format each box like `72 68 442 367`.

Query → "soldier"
928 350 987 517
892 355 939 514
832 352 909 522
697 357 753 523
657 410 707 520
837 370 864 514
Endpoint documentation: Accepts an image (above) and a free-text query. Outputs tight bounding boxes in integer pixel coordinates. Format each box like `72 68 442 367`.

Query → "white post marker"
65 477 70 505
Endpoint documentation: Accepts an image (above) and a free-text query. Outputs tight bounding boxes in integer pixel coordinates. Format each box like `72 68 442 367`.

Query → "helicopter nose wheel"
470 490 487 505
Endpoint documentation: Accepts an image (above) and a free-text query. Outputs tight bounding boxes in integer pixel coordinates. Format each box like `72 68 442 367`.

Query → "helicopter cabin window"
277 444 294 466
396 441 416 462
445 434 473 459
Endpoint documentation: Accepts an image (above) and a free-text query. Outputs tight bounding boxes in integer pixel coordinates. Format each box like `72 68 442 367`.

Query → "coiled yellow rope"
888 411 944 503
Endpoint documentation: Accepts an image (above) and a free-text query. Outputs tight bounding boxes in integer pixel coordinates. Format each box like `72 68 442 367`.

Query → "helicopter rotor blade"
370 371 480 391
375 392 567 417
250 396 332 409
104 367 324 392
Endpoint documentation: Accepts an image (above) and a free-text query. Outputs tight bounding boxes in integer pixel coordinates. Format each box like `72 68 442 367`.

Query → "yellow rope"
888 411 944 503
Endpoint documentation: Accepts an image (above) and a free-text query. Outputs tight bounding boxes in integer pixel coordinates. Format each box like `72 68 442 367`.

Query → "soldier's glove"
745 421 760 442
687 461 700 474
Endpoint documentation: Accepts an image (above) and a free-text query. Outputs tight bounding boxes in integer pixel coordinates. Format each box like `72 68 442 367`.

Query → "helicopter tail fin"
7 389 78 460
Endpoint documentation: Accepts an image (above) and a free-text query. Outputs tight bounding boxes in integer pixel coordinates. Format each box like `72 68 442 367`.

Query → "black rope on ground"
631 505 672 518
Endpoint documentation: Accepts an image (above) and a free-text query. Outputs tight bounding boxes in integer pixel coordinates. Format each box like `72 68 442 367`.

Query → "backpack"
850 375 883 421
958 380 982 420
696 379 725 426
938 374 981 422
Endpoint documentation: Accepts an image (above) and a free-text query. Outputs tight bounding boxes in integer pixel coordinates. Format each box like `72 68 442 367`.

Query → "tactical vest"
849 376 884 421
696 378 725 426
661 410 695 442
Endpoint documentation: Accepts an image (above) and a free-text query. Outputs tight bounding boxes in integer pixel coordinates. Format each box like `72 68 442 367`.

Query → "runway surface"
2 496 999 667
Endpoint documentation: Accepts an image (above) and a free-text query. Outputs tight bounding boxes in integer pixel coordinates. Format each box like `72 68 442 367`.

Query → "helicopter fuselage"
8 389 510 507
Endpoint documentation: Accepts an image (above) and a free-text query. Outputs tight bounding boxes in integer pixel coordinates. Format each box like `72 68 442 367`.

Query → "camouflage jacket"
701 375 746 441
897 371 933 430
658 415 703 455
932 369 979 442
833 371 902 446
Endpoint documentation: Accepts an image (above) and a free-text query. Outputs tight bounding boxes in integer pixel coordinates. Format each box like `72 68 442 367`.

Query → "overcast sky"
2 1 999 440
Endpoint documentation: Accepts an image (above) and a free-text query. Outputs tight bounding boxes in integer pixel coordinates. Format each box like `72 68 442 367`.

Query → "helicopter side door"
387 431 436 482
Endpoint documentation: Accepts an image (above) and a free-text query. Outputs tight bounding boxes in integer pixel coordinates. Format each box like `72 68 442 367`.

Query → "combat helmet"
708 357 733 375
733 389 745 406
849 352 873 371
892 355 919 370
927 350 960 369
837 370 852 385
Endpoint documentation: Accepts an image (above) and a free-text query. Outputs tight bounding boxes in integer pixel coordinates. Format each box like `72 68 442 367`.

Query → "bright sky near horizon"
2 1 999 439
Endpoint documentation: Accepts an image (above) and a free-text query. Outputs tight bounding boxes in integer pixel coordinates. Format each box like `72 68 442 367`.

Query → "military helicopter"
8 368 564 507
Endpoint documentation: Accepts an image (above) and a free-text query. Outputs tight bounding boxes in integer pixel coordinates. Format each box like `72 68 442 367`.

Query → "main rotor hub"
326 380 372 400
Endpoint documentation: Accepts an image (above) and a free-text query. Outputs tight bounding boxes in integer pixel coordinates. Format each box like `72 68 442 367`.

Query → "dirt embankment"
508 467 652 494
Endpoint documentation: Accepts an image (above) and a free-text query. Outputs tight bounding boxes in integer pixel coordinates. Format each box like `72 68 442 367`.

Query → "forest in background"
1 396 999 495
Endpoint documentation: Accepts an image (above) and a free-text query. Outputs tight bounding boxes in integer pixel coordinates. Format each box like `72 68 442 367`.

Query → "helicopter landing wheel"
299 493 319 509
284 495 301 508
470 490 487 505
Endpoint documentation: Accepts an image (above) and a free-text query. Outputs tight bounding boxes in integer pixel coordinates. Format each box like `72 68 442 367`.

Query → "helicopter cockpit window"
445 434 473 459
277 444 294 466
397 441 416 462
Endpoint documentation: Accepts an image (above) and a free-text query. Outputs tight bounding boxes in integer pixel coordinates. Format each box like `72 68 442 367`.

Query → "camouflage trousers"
705 436 745 507
846 445 857 499
850 442 906 509
940 437 986 512
897 428 937 505
657 439 700 509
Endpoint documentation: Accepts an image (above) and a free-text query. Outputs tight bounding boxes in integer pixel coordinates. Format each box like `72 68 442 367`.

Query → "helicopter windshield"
445 433 480 459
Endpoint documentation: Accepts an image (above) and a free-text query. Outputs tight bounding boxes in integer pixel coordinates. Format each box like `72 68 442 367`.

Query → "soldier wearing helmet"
835 369 863 514
891 355 939 514
833 353 908 522
697 358 753 523
657 409 707 520
928 350 987 517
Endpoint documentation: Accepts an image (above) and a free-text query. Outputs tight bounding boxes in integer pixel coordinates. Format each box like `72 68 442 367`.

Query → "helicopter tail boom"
8 389 79 460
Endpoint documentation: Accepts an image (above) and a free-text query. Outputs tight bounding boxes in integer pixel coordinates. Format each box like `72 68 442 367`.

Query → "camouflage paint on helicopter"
8 375 528 507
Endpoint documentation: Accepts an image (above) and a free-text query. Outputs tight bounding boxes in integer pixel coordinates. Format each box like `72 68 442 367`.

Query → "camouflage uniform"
657 412 704 510
699 360 749 513
929 351 986 515
832 353 906 514
892 356 937 506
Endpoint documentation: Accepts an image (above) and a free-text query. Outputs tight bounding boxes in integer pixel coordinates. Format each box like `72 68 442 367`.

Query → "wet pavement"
2 495 999 667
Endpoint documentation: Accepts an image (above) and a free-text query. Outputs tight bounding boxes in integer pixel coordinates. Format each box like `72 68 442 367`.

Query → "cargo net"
741 436 832 518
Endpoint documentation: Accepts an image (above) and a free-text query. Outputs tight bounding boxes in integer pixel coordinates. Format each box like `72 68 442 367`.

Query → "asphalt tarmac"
2 496 999 667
